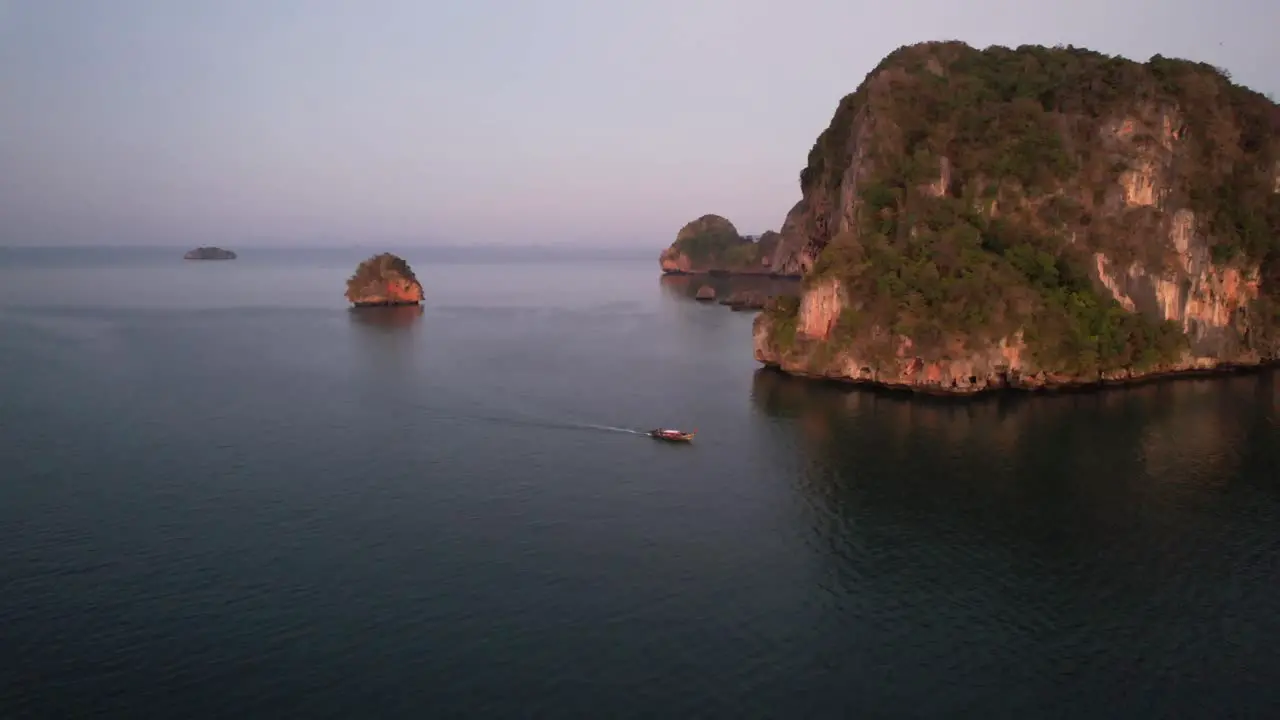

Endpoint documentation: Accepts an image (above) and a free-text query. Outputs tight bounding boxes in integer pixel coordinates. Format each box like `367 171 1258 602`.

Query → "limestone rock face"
345 253 424 307
659 245 694 273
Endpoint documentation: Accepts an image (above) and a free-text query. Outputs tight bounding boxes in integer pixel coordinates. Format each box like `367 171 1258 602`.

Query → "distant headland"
659 214 804 277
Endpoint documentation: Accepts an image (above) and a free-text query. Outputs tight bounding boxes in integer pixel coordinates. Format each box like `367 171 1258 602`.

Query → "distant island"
659 214 803 277
752 40 1280 395
184 246 236 260
345 253 424 307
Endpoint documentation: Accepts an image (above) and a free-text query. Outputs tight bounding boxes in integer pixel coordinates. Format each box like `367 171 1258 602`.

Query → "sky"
1 0 1277 247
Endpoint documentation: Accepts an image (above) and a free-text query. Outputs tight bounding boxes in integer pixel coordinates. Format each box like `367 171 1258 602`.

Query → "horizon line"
0 242 662 251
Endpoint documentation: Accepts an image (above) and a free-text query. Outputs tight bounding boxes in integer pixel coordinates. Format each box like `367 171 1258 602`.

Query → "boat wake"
437 410 647 436
575 423 647 435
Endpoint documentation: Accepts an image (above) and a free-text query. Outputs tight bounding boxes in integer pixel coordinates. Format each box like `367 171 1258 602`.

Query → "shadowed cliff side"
754 41 1280 395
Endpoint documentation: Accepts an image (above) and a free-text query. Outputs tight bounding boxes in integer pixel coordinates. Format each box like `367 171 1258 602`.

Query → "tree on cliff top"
786 41 1280 374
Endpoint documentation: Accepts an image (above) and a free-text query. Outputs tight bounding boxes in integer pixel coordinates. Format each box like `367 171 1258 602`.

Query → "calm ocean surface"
2 246 1278 718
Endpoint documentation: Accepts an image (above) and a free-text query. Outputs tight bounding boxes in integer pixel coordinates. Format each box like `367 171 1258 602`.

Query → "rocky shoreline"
753 300 1280 397
753 357 1280 398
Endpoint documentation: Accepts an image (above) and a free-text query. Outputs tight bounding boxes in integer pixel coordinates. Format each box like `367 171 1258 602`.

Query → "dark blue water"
2 247 1278 718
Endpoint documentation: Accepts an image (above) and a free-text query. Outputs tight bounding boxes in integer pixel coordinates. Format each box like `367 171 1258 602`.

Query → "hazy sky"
1 0 1276 246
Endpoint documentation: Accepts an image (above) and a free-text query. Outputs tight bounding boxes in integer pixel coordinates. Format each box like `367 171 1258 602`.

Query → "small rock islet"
183 246 236 260
345 253 425 307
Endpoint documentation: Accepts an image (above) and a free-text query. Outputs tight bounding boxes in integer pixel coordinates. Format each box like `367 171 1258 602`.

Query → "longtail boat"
647 428 695 443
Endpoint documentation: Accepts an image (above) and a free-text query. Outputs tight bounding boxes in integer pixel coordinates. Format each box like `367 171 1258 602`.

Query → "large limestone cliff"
754 41 1280 394
659 215 801 276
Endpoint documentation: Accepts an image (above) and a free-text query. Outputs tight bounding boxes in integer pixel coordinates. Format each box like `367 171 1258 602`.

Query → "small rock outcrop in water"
183 246 236 260
753 41 1280 395
659 216 801 276
345 253 424 307
695 285 717 301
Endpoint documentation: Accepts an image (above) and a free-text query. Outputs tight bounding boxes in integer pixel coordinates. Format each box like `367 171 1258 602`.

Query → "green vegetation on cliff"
793 41 1280 375
667 215 782 272
763 295 801 351
672 214 747 266
676 233 758 267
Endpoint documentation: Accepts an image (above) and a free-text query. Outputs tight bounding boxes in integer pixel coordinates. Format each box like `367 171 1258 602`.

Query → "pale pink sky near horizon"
1 0 1276 247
